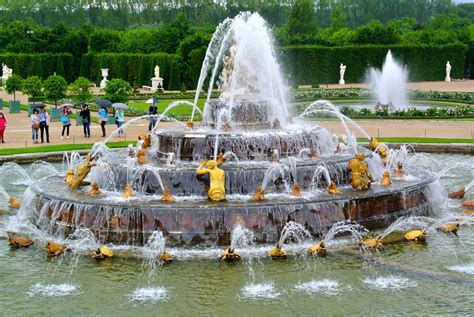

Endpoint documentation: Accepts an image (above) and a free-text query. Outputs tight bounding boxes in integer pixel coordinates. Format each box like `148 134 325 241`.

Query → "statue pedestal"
445 76 451 82
100 79 108 88
339 79 345 85
151 77 163 92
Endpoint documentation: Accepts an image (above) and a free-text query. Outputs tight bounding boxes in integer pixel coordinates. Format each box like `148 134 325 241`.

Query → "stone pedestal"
100 68 109 89
151 77 163 92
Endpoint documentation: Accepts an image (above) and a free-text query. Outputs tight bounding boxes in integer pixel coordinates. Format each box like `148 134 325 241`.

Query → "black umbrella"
74 101 87 107
31 103 47 109
95 99 112 107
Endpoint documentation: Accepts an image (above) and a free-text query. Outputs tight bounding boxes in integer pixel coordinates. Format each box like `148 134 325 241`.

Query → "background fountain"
368 50 408 111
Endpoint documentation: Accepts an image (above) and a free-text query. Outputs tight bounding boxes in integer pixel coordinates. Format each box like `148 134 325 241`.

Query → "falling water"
322 221 369 245
230 225 255 250
261 163 288 192
278 221 312 246
311 164 332 189
142 231 167 272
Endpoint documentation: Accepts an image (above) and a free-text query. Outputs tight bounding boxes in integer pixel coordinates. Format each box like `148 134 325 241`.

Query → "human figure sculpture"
369 137 388 165
68 153 97 189
2 63 12 80
445 61 451 82
154 65 160 79
339 63 346 85
89 183 102 195
252 186 265 201
381 171 392 185
348 153 374 190
196 160 226 201
137 149 148 165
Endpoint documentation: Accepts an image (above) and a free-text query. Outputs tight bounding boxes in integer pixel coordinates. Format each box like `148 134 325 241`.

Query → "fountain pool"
0 153 473 315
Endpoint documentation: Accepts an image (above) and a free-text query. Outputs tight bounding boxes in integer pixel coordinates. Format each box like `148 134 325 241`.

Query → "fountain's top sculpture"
199 12 289 128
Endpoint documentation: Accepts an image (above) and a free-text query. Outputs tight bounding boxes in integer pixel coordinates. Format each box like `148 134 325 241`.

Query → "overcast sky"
454 0 474 3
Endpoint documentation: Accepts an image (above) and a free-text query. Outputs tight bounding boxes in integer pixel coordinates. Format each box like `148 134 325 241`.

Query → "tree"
43 75 67 106
68 77 92 101
21 76 43 103
104 78 132 103
352 20 399 45
168 60 181 91
5 74 23 101
89 29 121 53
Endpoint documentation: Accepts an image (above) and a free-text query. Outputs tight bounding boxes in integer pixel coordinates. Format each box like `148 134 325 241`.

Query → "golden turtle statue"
404 229 427 242
91 247 113 259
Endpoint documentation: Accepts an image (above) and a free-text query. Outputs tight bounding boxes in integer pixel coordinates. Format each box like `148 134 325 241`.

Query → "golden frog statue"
370 137 388 165
46 241 66 256
8 197 21 209
68 153 97 189
327 182 342 195
122 184 134 199
219 246 241 262
267 243 287 259
186 120 193 129
394 162 404 178
137 149 148 165
291 183 302 197
381 171 392 185
196 160 226 202
307 240 326 256
64 169 74 183
252 186 265 201
348 153 374 190
89 183 101 195
161 188 176 202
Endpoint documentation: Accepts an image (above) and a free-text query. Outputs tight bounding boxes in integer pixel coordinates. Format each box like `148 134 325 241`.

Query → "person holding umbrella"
39 105 50 143
98 106 108 137
147 98 159 132
80 104 91 138
60 105 72 139
112 103 127 137
0 112 7 143
31 109 40 144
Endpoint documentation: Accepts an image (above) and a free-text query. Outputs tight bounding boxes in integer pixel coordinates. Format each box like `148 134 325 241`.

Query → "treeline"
0 0 468 29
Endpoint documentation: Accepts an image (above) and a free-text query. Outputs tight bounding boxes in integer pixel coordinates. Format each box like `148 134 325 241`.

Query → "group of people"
26 104 126 144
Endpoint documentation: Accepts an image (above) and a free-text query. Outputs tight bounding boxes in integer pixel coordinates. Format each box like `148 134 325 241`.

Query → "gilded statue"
64 169 74 183
196 160 226 202
161 188 176 202
370 137 388 165
327 182 342 195
89 183 102 195
137 149 148 165
291 183 302 197
69 153 96 189
138 134 152 149
348 153 374 190
252 186 265 201
394 162 404 178
216 152 226 165
122 184 134 198
381 171 392 185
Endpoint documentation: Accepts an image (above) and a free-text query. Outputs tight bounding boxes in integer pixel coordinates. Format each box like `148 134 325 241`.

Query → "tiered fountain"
29 13 436 247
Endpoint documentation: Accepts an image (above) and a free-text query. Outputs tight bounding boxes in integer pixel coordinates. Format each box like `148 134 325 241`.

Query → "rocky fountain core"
29 13 436 247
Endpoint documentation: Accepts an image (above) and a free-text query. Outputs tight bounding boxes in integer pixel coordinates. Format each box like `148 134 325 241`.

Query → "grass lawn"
128 99 206 117
0 141 134 156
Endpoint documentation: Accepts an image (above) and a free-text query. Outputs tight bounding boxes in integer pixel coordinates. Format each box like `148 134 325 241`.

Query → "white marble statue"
100 68 109 89
339 63 346 85
445 61 451 82
1 63 12 81
151 65 163 92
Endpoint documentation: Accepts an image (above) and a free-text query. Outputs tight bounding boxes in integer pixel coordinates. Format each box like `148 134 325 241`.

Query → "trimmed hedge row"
283 44 468 85
79 53 178 89
0 54 74 82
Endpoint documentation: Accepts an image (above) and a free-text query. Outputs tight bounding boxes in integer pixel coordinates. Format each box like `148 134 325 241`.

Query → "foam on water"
240 282 280 300
447 263 474 275
128 287 169 303
362 276 416 290
27 283 79 297
294 279 341 296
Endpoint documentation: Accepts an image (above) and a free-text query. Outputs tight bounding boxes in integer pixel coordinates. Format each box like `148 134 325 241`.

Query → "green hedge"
0 54 74 82
283 44 468 85
79 53 179 89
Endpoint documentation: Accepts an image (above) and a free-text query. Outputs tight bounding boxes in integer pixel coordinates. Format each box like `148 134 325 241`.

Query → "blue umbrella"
95 99 112 107
145 98 160 104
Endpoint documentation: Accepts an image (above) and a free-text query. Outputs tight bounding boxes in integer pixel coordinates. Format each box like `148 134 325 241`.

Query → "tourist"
39 107 50 143
80 104 91 138
31 109 40 144
148 102 158 132
115 108 125 136
60 106 72 139
98 106 108 137
0 112 6 143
